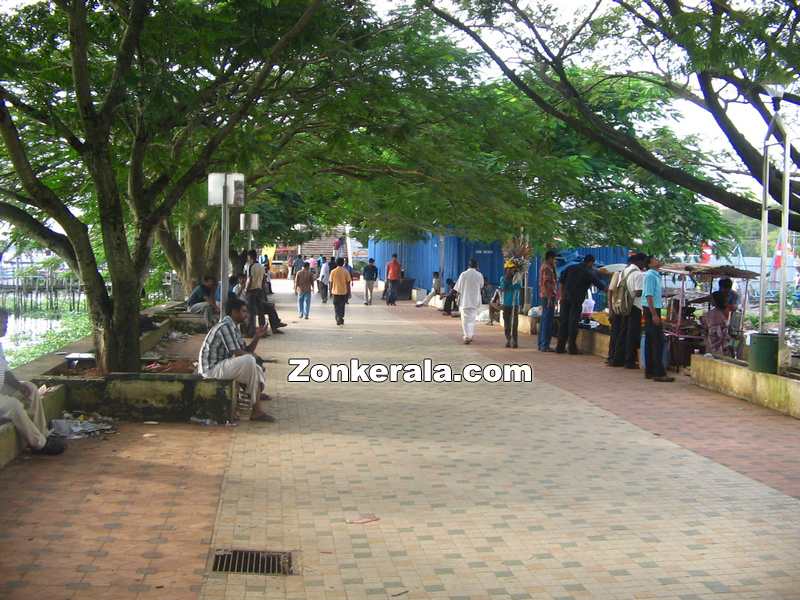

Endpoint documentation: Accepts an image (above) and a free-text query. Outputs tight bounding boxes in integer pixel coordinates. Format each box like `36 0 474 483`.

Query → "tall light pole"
760 84 793 373
208 173 245 320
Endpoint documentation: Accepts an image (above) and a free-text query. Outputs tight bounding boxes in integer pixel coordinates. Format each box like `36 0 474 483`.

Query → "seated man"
0 309 64 454
441 278 459 315
416 271 442 307
187 275 219 330
198 299 274 422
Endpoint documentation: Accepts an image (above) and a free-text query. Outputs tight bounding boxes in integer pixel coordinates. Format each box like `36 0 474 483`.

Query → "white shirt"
0 341 7 390
320 262 331 285
628 268 645 309
454 268 485 309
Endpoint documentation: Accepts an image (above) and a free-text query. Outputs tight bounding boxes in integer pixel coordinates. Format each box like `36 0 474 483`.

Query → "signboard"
207 173 245 207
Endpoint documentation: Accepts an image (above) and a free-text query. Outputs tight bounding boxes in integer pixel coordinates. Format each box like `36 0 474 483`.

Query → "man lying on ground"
0 309 65 454
198 298 275 422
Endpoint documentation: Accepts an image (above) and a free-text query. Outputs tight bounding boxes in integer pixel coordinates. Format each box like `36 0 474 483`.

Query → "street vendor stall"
659 263 759 365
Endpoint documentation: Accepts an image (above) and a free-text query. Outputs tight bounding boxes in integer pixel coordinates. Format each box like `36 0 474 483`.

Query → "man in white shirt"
454 259 485 344
0 309 64 454
319 257 331 303
620 253 647 369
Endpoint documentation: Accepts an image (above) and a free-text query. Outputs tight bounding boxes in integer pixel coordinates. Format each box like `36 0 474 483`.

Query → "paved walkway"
202 284 800 600
1 282 799 600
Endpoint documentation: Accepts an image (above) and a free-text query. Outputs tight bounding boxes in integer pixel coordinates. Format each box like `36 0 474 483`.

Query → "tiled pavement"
0 424 232 599
201 284 800 600
2 282 800 600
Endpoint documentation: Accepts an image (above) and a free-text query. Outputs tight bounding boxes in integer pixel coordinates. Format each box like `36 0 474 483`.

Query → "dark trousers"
332 294 347 323
246 290 265 336
386 279 398 304
556 297 581 352
502 305 519 343
263 300 281 331
608 315 628 367
319 282 328 302
644 308 666 377
443 292 458 314
616 306 641 367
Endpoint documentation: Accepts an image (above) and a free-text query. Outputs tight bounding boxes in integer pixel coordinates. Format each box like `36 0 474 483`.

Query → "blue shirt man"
642 268 663 309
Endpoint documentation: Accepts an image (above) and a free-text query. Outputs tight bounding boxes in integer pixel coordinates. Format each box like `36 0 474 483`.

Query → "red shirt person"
385 254 402 305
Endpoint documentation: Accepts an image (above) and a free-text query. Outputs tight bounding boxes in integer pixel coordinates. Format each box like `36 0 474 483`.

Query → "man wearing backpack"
610 253 647 367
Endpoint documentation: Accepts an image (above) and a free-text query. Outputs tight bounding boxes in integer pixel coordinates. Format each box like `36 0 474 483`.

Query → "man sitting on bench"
0 309 65 454
198 298 274 422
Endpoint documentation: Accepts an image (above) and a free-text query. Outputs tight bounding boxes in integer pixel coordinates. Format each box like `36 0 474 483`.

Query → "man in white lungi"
0 309 64 454
454 259 485 344
198 298 274 422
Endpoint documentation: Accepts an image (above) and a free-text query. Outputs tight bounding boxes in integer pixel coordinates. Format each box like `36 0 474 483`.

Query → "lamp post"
208 173 245 320
759 84 793 373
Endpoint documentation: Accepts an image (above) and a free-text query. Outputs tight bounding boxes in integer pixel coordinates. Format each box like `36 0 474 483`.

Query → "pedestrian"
498 267 522 348
244 249 267 337
291 254 304 277
454 259 485 344
416 271 442 307
198 298 275 422
330 257 352 326
0 309 65 454
343 258 354 303
294 261 315 320
642 256 674 382
362 258 378 305
187 275 219 330
319 256 331 303
556 254 606 354
385 254 402 305
538 250 558 352
441 278 458 315
610 253 647 367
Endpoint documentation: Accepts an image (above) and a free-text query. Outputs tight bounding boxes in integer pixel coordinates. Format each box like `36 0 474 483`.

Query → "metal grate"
212 549 294 575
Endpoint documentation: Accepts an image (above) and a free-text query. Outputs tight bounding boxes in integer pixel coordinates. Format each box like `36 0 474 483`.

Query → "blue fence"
368 236 628 307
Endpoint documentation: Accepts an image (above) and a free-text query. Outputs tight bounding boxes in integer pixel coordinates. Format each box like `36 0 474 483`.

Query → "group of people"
187 250 288 337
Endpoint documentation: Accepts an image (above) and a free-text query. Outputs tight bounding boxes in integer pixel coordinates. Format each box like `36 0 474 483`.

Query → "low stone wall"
32 373 236 423
691 354 800 419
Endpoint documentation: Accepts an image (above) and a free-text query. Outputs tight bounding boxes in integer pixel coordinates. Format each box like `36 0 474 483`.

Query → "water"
4 314 62 350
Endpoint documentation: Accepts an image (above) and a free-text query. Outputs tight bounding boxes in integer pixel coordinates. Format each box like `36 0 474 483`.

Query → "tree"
0 0 323 371
420 0 800 230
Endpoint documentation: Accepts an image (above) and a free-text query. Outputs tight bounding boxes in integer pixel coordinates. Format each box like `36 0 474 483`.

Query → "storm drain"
212 549 294 575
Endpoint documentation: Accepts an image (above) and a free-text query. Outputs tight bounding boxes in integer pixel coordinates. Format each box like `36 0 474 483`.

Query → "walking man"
642 256 674 382
499 267 522 348
454 259 484 344
538 250 557 351
556 255 605 354
385 254 402 305
362 258 378 305
294 261 315 319
198 299 275 421
330 257 352 326
318 257 330 303
245 250 266 337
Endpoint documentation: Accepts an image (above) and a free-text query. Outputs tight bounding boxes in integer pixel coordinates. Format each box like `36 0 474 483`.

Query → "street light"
208 173 245 320
759 83 792 373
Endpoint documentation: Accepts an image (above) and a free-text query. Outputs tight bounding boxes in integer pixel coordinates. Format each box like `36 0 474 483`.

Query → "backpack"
612 269 634 316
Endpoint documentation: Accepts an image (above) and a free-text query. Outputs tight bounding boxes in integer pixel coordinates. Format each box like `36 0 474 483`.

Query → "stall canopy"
660 263 759 281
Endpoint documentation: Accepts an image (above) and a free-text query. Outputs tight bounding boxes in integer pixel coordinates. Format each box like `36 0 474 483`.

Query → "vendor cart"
659 263 759 365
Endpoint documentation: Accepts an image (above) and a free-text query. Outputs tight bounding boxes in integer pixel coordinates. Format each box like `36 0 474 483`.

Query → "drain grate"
212 549 294 575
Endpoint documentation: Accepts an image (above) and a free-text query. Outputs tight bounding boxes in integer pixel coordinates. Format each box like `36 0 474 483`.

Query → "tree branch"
0 85 85 153
0 201 78 272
